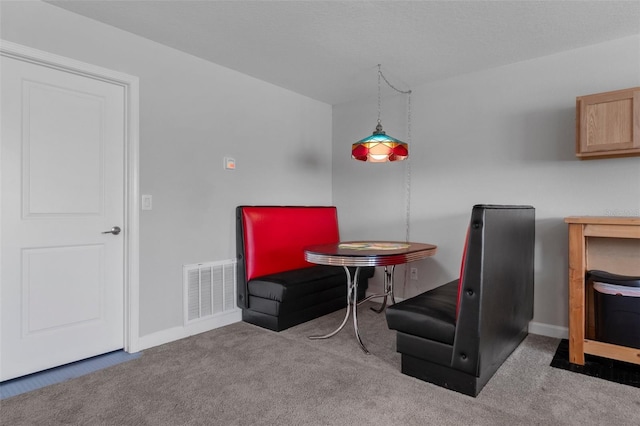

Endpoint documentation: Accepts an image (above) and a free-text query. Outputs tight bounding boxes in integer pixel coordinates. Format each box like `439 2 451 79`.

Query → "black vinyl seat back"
452 205 535 376
386 204 535 396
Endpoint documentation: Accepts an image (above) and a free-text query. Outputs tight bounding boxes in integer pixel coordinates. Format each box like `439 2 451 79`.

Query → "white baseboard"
365 290 405 303
130 308 567 354
132 309 242 352
528 321 568 339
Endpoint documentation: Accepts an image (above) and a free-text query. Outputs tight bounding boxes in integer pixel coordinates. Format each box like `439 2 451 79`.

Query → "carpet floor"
2 303 640 425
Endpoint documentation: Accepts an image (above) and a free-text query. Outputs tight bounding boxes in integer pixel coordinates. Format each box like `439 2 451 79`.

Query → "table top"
304 241 437 267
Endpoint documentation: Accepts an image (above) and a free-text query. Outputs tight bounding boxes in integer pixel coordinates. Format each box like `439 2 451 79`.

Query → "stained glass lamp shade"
352 121 408 162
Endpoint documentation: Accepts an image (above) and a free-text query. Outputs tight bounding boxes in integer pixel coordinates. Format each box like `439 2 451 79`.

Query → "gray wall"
3 1 639 340
333 35 640 335
1 2 333 338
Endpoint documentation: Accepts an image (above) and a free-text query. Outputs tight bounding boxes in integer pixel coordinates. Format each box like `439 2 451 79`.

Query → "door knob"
102 226 121 235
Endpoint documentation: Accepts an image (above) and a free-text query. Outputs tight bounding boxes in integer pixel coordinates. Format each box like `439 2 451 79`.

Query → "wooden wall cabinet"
575 87 640 159
564 216 640 366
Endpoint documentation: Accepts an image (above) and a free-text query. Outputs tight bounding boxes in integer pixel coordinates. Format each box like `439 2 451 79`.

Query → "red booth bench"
236 206 374 331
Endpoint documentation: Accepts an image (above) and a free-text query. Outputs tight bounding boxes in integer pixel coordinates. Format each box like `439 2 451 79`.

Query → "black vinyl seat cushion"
248 265 371 317
386 280 458 345
248 265 370 301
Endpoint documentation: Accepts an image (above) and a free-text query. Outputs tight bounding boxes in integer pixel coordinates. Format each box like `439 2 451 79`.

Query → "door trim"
0 40 141 353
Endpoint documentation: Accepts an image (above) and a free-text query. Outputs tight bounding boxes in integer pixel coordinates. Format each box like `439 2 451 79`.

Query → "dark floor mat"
550 339 640 388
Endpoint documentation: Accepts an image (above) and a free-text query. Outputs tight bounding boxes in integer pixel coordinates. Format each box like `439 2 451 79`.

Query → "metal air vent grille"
183 259 236 324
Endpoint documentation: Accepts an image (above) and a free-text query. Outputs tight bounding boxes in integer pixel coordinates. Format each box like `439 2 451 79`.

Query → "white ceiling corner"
46 0 640 105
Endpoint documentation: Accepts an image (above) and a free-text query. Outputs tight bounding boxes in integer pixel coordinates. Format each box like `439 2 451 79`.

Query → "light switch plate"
142 194 152 210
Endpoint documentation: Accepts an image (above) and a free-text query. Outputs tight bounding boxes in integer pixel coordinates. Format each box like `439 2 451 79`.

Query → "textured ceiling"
47 1 640 105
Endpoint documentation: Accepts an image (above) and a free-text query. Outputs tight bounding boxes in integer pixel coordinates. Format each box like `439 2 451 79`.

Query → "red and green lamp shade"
352 122 408 162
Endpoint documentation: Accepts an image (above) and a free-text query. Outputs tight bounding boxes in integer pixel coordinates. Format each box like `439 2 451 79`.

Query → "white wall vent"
183 259 237 325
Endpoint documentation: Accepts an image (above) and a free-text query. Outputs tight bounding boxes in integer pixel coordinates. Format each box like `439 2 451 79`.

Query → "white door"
1 54 125 381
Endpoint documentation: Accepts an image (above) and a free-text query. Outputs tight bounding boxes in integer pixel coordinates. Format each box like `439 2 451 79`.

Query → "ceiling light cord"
405 92 411 244
403 87 412 295
378 65 412 242
377 64 413 292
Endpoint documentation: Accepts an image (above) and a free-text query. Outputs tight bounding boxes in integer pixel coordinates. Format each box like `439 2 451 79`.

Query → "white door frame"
0 40 141 353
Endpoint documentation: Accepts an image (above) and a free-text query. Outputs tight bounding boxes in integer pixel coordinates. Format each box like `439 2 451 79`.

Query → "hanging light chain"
377 64 411 129
378 64 412 96
377 64 382 124
407 90 412 140
405 91 412 243
377 65 413 242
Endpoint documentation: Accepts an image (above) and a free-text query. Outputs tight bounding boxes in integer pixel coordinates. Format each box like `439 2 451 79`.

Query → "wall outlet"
410 267 418 280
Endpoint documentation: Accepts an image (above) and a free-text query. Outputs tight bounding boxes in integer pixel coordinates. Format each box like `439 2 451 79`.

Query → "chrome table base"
304 241 437 354
367 265 395 313
309 265 396 354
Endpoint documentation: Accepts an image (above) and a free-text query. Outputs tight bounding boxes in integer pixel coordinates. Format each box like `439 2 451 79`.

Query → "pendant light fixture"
352 64 411 162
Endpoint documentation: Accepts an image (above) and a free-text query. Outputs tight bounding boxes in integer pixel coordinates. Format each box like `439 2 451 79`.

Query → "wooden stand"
564 216 640 365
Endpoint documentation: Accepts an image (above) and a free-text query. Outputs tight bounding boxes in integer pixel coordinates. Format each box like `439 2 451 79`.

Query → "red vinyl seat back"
241 206 340 281
456 227 470 320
